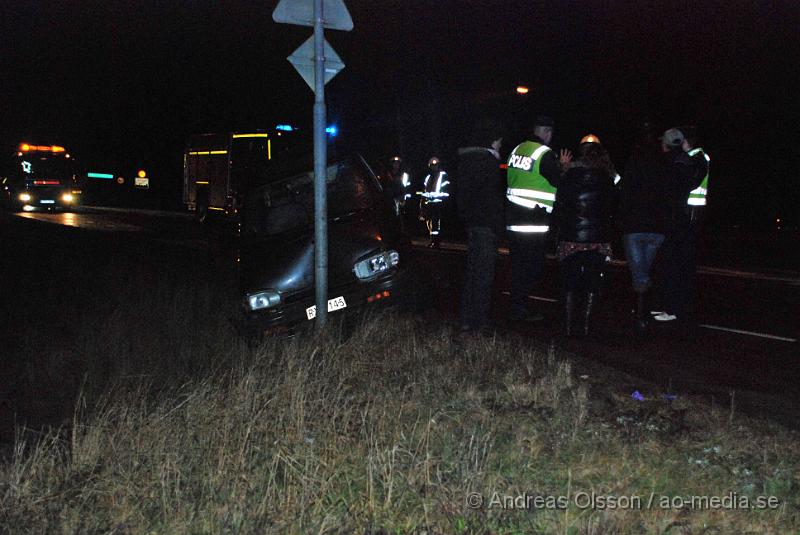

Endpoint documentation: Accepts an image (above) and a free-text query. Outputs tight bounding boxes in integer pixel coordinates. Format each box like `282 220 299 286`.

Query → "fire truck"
1 143 81 211
183 126 300 222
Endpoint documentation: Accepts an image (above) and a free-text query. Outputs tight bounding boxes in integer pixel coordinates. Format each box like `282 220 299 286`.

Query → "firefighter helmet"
580 134 601 145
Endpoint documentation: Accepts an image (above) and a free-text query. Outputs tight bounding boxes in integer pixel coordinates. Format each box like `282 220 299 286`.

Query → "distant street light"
516 85 529 94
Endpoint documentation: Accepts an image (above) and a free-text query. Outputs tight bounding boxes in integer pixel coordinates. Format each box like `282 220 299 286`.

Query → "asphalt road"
13 205 215 249
6 207 800 426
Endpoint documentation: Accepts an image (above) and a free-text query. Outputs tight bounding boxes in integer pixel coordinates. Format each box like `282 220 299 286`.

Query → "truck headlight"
353 250 399 280
18 193 31 202
61 193 74 203
246 290 281 311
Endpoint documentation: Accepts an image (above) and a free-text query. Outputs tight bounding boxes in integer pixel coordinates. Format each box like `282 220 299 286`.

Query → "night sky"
2 1 798 226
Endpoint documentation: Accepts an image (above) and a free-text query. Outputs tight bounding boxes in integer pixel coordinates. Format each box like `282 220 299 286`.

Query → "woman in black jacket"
552 142 617 337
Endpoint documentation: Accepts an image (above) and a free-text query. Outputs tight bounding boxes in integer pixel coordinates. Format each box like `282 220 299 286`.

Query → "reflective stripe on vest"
506 188 555 212
506 188 556 201
530 144 550 161
507 141 556 211
687 148 709 206
506 224 549 233
688 148 711 162
421 171 450 199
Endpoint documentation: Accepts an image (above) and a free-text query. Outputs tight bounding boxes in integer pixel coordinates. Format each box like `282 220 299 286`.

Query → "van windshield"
242 157 377 237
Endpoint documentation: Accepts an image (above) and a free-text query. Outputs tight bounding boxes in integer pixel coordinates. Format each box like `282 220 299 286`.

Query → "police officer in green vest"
682 127 709 220
506 115 570 321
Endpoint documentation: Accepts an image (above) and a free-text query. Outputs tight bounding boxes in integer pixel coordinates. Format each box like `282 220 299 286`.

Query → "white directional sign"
273 0 353 31
287 35 345 92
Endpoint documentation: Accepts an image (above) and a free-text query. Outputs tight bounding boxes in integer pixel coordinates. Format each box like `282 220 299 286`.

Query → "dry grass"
1 223 799 534
2 307 799 534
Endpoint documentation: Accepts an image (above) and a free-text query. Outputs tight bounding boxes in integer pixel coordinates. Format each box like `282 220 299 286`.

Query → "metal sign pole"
313 0 328 327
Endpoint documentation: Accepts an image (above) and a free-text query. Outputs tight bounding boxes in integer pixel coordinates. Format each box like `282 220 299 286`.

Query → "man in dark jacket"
457 118 505 332
620 127 695 330
652 127 708 325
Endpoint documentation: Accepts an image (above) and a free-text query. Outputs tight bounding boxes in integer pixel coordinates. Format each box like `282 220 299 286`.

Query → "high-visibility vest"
506 141 556 213
400 171 412 200
421 171 449 203
687 148 710 206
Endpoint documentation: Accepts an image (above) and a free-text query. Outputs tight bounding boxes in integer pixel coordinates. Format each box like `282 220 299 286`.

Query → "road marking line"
500 291 558 303
698 324 797 343
497 290 796 342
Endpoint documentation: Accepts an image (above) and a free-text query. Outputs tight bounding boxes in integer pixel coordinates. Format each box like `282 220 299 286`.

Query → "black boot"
635 291 648 332
581 292 598 337
563 291 576 337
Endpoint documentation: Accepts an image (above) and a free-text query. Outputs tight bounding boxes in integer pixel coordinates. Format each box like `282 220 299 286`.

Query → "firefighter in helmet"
419 156 450 247
383 155 412 217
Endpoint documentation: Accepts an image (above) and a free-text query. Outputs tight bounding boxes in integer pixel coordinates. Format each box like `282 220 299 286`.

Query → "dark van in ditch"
238 151 408 335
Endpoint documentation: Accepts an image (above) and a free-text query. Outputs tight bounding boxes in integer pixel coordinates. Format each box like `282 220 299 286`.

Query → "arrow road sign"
273 0 353 31
287 35 345 92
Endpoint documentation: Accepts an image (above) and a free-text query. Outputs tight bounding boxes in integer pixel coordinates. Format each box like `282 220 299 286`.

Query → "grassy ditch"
1 218 799 534
2 313 800 533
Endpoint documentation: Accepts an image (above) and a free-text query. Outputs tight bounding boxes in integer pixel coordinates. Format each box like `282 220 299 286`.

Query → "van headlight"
19 193 31 202
61 193 74 203
246 290 281 311
354 250 399 280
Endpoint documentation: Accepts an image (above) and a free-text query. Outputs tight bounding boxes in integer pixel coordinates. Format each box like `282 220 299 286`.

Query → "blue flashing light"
275 124 295 132
325 126 338 136
88 172 114 180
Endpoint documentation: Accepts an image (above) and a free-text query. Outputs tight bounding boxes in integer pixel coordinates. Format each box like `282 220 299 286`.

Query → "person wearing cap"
505 115 571 322
651 127 709 325
419 156 450 247
619 127 694 331
457 117 506 333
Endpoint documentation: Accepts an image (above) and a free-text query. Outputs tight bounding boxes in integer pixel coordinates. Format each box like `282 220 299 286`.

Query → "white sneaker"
653 313 677 322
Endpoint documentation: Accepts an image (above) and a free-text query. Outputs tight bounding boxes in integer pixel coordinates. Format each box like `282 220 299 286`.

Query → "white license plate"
40 200 55 204
306 296 347 320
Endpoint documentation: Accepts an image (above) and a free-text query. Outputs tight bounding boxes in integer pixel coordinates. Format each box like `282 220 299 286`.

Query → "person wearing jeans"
619 127 693 330
622 232 665 294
